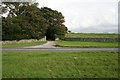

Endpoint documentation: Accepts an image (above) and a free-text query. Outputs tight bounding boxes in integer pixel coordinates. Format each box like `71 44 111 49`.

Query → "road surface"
2 48 118 52
2 41 119 52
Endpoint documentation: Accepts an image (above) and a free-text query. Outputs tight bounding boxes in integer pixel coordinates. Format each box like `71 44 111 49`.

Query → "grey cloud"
37 0 118 33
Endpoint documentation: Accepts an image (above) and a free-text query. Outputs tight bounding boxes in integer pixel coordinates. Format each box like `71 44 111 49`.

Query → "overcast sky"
37 0 119 33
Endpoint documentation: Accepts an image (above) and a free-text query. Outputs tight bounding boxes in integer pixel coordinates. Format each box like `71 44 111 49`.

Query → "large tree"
1 0 37 17
41 7 67 40
2 6 48 40
2 2 68 40
18 6 48 39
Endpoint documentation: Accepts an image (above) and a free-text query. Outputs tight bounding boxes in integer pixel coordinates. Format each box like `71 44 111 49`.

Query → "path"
24 41 59 48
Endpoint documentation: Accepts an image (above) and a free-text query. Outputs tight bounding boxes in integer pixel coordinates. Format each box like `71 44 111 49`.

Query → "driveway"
23 41 59 48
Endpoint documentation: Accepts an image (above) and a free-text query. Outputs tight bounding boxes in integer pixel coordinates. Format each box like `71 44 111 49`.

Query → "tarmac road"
2 41 119 52
2 48 118 52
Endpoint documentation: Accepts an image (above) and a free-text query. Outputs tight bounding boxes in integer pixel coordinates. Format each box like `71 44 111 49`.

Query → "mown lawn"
3 51 118 78
65 33 119 38
57 41 119 48
2 41 46 48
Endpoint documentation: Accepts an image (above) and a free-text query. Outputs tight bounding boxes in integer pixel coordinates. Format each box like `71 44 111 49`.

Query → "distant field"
2 41 46 48
65 33 119 38
3 51 118 78
57 41 119 48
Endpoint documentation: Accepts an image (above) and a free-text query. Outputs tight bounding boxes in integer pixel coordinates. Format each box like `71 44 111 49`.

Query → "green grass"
3 51 118 78
57 41 119 48
2 41 46 48
65 33 119 38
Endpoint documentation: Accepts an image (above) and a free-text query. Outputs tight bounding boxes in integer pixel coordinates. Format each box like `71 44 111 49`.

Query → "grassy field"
2 41 46 48
57 41 119 48
65 33 119 38
3 51 118 78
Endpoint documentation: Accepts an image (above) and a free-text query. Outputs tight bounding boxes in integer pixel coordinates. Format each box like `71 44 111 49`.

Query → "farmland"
65 33 119 38
1 0 119 78
57 41 119 48
3 51 118 78
2 33 119 78
58 33 119 48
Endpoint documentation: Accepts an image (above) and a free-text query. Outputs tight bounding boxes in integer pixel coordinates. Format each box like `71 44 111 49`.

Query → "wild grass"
3 51 118 78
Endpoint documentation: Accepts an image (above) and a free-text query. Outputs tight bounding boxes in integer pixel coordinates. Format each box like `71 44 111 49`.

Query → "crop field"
3 51 118 78
57 41 119 48
2 41 46 48
65 33 119 38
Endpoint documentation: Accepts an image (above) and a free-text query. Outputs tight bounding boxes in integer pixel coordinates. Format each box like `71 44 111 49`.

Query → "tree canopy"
2 1 68 40
41 7 67 40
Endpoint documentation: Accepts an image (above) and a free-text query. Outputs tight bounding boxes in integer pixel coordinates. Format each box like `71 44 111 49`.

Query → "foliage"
2 0 37 17
41 7 67 40
2 2 67 40
2 6 48 40
18 6 48 39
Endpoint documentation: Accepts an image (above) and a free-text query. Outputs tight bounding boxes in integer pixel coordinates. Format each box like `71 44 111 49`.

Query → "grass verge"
2 41 46 48
3 51 118 78
57 41 119 48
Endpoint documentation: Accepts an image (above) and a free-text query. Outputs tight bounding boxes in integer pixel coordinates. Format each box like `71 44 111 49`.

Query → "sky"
36 0 119 33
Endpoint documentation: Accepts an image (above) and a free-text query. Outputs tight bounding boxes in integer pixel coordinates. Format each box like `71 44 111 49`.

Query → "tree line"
2 1 68 40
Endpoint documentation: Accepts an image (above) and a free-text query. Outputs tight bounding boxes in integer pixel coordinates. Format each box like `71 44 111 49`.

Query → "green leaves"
41 7 67 40
2 3 67 40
